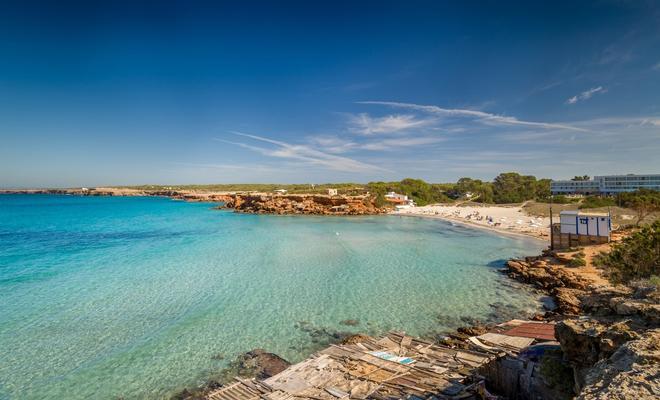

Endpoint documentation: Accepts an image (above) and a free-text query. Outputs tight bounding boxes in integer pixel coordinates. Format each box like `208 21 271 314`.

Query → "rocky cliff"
221 194 387 215
505 244 659 399
577 328 659 399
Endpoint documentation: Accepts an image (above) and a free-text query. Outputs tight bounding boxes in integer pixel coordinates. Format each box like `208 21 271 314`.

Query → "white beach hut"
559 211 611 238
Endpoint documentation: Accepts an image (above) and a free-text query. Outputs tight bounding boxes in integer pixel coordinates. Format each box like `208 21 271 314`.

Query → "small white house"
274 189 288 195
559 211 611 237
327 188 338 196
385 192 408 201
385 192 415 207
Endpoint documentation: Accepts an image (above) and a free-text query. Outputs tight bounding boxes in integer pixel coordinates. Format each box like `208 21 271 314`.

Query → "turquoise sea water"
0 195 545 399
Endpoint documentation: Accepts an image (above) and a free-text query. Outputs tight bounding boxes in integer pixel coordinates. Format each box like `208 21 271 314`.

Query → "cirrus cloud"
566 86 606 105
347 113 436 135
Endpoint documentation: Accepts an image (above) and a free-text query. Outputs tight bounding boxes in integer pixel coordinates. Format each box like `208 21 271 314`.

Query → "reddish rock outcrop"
221 194 387 215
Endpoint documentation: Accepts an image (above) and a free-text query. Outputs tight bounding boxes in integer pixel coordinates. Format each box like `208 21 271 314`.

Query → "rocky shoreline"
219 193 387 215
503 243 659 399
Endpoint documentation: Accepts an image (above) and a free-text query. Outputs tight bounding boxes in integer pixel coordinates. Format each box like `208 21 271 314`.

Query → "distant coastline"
0 188 553 239
0 188 387 216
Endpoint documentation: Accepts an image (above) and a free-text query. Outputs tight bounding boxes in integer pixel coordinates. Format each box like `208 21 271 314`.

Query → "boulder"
580 286 633 316
553 287 585 315
609 297 660 325
555 319 608 369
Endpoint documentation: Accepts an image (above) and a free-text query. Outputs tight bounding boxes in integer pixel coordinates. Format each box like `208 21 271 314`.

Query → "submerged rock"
294 320 355 345
231 349 291 380
171 380 223 400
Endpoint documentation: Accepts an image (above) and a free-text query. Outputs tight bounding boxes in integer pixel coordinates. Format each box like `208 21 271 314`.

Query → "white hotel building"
551 174 660 195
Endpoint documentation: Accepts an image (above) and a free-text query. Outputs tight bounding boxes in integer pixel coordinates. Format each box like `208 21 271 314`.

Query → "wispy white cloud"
566 86 606 104
210 101 659 181
216 132 390 173
306 135 358 154
358 101 589 132
653 61 660 71
641 118 660 126
307 134 445 153
359 136 445 151
347 113 436 135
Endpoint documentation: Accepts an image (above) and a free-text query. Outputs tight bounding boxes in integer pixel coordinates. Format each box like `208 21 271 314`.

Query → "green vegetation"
491 172 550 203
568 252 586 268
539 195 579 204
649 275 660 287
578 190 659 225
369 176 553 207
367 179 452 206
616 189 660 226
571 175 590 181
123 174 658 212
595 220 659 284
450 177 494 202
579 196 616 209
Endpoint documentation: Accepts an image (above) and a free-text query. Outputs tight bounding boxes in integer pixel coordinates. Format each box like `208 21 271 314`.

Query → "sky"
1 1 659 187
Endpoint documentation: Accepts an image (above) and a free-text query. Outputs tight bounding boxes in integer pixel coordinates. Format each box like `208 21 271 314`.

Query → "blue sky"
1 1 659 187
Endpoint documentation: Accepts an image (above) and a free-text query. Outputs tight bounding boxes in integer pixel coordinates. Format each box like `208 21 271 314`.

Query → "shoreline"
393 202 550 242
393 211 548 242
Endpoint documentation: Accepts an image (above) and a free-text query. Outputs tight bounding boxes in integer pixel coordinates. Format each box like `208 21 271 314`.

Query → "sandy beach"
393 204 550 240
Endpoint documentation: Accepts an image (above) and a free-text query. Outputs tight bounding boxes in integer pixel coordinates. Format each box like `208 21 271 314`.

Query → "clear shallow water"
0 195 544 399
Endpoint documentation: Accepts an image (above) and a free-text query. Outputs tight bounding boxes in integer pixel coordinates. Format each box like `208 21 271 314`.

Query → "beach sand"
394 204 550 240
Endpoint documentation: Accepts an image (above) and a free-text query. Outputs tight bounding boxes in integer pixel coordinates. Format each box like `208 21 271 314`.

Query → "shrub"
616 189 660 226
551 195 571 204
568 257 586 267
579 196 616 209
649 275 660 287
595 220 660 284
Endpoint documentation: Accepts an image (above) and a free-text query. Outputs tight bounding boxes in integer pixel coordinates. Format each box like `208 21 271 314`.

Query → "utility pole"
549 205 554 250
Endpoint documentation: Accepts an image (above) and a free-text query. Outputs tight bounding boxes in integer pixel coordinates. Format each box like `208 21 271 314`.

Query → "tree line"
367 172 552 206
